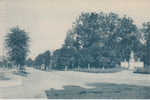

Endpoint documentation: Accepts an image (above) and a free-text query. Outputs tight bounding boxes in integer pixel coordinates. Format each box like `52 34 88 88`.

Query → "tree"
52 46 76 70
66 12 107 68
26 58 33 67
52 49 61 69
34 54 43 69
142 22 150 66
113 16 140 61
34 50 51 70
42 50 51 70
5 26 30 71
64 30 75 48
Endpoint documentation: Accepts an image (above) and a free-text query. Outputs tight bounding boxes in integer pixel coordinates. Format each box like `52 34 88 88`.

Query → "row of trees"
31 12 150 70
2 11 150 71
51 12 150 69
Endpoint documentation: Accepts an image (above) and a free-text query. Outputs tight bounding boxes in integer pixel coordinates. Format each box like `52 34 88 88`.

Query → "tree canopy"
29 11 150 70
53 12 144 69
34 50 51 70
5 26 30 71
142 22 150 65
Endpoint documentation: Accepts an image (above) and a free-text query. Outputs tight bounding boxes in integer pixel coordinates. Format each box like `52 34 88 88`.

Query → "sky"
0 0 150 59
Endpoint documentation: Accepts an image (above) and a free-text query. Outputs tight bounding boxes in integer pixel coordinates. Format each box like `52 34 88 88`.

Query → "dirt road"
0 67 150 98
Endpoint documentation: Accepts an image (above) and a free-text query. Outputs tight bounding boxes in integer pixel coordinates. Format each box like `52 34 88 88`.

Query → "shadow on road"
45 82 150 99
13 71 30 77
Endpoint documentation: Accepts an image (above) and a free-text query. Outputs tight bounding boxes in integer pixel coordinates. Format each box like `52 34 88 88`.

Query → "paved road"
0 67 150 98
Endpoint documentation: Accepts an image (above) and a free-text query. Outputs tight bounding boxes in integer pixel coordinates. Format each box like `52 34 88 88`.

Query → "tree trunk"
65 65 68 71
44 65 47 70
88 64 90 72
19 65 25 72
78 65 80 71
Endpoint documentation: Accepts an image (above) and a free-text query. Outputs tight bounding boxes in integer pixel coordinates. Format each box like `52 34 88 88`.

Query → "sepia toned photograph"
0 0 150 99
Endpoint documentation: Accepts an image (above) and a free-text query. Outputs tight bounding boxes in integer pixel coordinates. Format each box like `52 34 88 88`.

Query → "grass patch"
45 83 150 99
70 67 123 73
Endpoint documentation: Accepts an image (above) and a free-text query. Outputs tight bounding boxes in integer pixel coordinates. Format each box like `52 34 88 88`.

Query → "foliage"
59 12 142 69
52 47 76 69
5 26 30 71
34 50 51 70
34 11 146 70
142 22 150 65
26 58 33 67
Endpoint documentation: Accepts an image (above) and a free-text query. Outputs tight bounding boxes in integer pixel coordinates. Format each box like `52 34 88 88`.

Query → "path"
0 67 150 98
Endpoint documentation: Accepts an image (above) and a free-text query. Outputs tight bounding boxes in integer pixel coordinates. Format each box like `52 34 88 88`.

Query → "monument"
121 51 144 70
129 51 135 70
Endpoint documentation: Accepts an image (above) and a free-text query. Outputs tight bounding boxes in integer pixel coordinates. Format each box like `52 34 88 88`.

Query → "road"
0 67 150 98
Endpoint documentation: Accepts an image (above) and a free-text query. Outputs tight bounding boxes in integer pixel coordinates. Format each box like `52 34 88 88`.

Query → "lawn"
70 67 124 73
45 83 150 99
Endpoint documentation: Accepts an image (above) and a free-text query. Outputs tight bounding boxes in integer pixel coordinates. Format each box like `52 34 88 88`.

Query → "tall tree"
142 22 150 66
113 16 139 61
5 26 30 71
